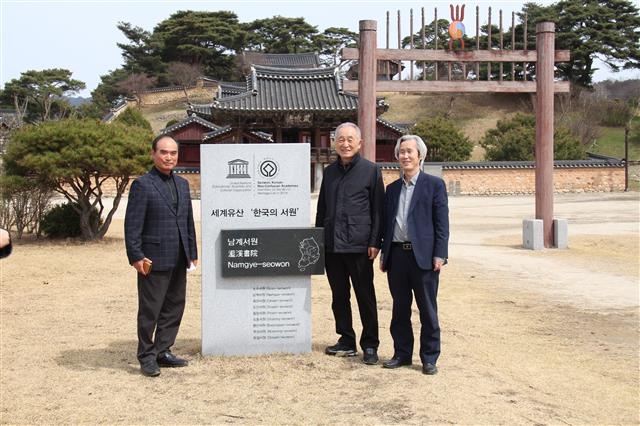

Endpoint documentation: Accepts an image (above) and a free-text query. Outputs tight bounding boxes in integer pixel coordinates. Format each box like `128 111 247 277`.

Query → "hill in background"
140 101 191 135
379 92 531 159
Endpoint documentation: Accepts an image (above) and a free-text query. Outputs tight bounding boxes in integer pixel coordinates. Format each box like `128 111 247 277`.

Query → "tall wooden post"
358 20 377 162
535 22 555 248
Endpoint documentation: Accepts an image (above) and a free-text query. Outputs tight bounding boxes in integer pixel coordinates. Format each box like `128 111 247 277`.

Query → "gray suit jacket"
125 167 197 271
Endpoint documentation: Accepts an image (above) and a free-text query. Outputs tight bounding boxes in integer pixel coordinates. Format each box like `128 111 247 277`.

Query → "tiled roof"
217 81 248 98
160 115 221 134
377 117 408 133
189 65 387 115
202 125 230 139
378 159 625 170
242 52 321 68
202 126 273 143
252 130 274 141
442 159 625 169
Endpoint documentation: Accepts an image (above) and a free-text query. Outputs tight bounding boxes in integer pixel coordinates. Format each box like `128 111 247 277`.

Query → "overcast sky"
1 0 638 97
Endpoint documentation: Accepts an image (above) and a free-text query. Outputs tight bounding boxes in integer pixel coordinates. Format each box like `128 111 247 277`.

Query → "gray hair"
334 122 362 139
394 134 428 162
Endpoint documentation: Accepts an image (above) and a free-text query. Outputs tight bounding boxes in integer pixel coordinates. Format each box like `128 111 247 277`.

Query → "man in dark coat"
315 122 385 365
125 135 198 377
380 134 449 375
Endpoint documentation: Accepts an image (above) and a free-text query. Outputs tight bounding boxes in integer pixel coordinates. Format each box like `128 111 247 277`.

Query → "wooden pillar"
535 22 555 248
313 127 322 148
358 20 377 162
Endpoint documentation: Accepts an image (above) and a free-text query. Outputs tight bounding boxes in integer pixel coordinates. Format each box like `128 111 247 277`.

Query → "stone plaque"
220 228 324 277
200 144 312 356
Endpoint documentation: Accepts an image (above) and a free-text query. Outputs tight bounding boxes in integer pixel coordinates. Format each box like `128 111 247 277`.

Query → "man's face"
398 139 422 177
152 137 179 175
335 126 362 163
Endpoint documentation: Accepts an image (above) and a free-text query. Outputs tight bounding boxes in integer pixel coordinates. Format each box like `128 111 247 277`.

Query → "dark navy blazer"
125 167 198 271
381 171 449 271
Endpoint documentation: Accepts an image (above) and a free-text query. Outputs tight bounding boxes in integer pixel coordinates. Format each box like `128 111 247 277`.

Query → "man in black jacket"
315 122 385 365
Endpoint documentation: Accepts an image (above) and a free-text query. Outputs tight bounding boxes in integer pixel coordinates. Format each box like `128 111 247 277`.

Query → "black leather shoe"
157 351 188 367
382 357 412 369
140 359 160 377
362 348 379 365
325 343 357 357
422 363 438 375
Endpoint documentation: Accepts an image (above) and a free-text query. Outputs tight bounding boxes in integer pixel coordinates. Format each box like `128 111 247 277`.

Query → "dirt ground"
1 192 638 425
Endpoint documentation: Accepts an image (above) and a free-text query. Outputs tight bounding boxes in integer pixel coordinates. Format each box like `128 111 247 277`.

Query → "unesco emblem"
258 159 279 178
226 158 250 178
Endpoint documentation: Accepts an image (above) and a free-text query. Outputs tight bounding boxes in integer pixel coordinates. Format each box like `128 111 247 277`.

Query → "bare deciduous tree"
116 73 157 106
167 62 203 102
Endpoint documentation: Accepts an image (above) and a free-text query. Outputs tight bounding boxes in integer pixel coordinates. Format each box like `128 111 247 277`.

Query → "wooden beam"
342 47 570 62
342 80 571 93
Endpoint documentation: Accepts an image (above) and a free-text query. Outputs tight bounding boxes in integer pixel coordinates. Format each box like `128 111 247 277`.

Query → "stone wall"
381 165 625 195
125 78 219 106
138 85 217 106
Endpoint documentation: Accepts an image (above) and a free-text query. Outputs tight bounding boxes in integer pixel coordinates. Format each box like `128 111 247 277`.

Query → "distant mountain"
594 79 640 101
67 96 91 107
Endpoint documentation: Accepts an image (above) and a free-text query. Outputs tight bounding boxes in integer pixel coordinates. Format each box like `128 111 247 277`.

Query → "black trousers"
136 254 187 363
387 245 440 365
325 252 379 350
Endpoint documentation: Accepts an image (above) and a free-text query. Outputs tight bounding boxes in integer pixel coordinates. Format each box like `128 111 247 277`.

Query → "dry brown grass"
141 101 191 134
1 193 638 425
378 92 530 161
378 92 530 123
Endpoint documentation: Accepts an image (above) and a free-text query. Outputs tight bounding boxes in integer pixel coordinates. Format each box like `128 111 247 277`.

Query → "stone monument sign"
200 144 318 356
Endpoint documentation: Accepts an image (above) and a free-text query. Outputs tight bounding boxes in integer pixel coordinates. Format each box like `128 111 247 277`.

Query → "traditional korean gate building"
159 58 404 189
186 64 401 158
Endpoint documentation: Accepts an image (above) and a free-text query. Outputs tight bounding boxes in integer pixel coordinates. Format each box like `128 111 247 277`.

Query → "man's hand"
368 246 380 260
133 258 152 275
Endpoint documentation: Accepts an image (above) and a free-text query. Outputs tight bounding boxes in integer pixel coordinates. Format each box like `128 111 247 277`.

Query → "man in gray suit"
125 135 198 377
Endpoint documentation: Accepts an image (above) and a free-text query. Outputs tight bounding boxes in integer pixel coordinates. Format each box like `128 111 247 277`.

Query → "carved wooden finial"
448 4 466 50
